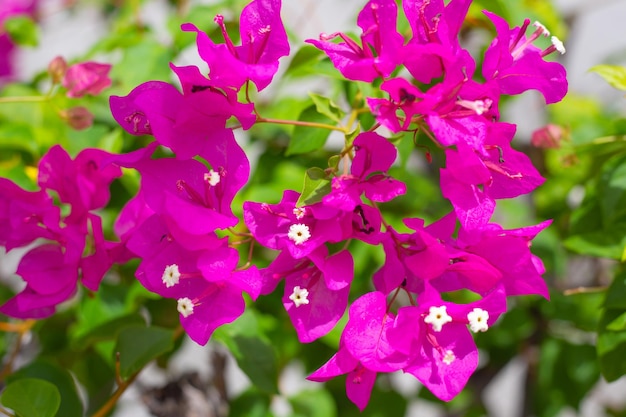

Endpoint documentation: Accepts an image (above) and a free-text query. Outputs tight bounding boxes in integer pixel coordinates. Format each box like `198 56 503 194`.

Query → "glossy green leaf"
598 309 626 382
229 388 272 417
284 45 325 78
71 313 146 350
590 65 626 91
290 389 337 417
115 325 175 379
286 105 335 156
4 16 39 47
309 93 345 123
297 167 331 207
221 334 279 394
606 311 626 331
1 378 60 417
8 360 83 417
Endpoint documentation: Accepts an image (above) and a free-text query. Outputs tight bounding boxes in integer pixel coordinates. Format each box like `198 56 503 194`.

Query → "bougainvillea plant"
8 0 625 415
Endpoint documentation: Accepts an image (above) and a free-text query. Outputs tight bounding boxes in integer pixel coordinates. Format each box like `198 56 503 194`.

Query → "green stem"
256 116 345 132
0 96 48 104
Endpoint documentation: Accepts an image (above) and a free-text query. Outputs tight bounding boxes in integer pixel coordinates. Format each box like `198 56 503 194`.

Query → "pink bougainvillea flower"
109 73 254 159
388 284 506 401
0 145 126 319
482 11 567 104
62 61 112 98
439 122 544 229
308 345 377 411
0 0 38 85
129 131 249 235
126 214 260 345
306 0 404 82
263 247 353 342
373 221 450 295
323 132 406 212
244 190 349 259
401 0 473 83
182 0 289 91
38 145 122 223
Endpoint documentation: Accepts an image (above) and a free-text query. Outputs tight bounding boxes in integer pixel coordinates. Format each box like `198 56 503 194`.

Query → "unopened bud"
48 56 67 84
531 124 565 149
60 106 94 130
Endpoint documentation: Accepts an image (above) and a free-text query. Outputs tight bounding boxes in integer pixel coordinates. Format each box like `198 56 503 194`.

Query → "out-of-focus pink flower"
62 61 112 98
531 124 565 149
48 55 67 84
60 106 94 130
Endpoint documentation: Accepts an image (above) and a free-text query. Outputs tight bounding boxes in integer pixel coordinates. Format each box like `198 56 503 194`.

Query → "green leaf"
1 378 60 417
286 105 334 156
607 311 626 331
290 389 337 417
598 309 626 381
590 65 626 91
71 313 146 350
4 16 39 47
115 325 175 379
284 45 325 78
229 389 272 417
309 93 345 123
605 268 626 309
8 361 83 417
296 167 331 207
220 335 279 394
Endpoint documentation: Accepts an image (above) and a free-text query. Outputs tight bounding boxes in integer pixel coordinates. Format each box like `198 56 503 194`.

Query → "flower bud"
62 61 112 98
60 106 94 130
47 56 67 84
531 124 565 149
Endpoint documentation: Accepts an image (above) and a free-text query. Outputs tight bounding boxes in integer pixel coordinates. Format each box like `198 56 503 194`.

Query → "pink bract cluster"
0 0 567 409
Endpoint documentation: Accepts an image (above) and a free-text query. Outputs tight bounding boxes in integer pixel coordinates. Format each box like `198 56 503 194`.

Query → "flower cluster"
0 0 566 409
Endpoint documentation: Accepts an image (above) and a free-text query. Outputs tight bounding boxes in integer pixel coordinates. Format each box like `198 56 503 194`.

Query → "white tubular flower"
289 286 310 307
467 308 490 333
162 264 181 288
442 350 456 365
293 207 307 220
288 223 311 245
424 306 453 332
177 297 195 318
204 169 221 186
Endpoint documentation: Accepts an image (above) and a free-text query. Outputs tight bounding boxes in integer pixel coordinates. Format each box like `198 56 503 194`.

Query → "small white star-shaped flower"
289 286 310 307
204 169 221 186
467 308 490 333
177 297 194 318
442 350 456 365
162 264 181 288
293 207 307 220
288 224 311 245
424 305 453 332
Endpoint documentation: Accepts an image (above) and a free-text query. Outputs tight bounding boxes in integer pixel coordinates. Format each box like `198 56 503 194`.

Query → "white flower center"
177 297 194 318
442 350 456 365
289 286 310 307
424 305 453 332
288 223 311 245
467 308 489 333
293 207 307 220
162 264 181 288
204 169 221 186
